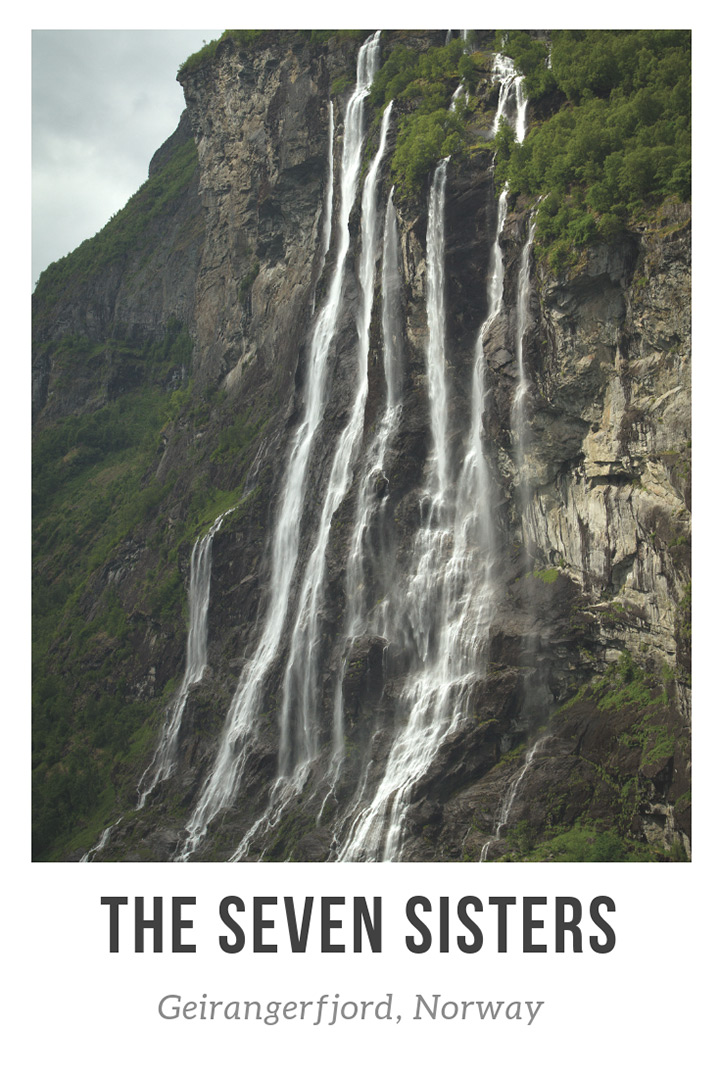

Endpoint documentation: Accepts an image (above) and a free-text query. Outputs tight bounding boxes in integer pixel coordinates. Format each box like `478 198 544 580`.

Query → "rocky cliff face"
32 31 690 863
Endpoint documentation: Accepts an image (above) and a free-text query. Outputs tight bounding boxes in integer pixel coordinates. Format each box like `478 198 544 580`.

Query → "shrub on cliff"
495 29 690 269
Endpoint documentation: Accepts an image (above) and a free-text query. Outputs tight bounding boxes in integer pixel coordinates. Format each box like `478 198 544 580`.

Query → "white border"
12 7 715 1076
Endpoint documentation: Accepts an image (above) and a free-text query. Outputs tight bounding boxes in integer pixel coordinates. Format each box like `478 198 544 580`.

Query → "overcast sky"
32 29 222 288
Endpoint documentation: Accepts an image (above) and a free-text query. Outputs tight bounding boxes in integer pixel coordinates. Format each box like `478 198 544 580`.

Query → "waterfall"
82 506 231 860
371 182 506 862
424 159 452 511
338 55 525 861
321 101 335 261
338 158 460 861
511 211 538 527
450 81 471 111
278 100 393 774
492 54 527 140
228 103 394 862
515 79 528 143
80 817 121 863
479 735 549 861
479 75 543 857
178 32 382 861
312 101 335 314
179 46 535 862
137 508 230 808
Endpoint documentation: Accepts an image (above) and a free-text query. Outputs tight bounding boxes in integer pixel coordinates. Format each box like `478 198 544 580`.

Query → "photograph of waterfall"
32 29 691 863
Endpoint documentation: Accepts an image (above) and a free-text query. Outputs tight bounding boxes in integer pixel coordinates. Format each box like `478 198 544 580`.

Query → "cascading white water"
511 211 538 506
339 56 526 862
278 100 393 775
228 102 394 863
338 158 459 861
80 817 122 863
312 101 335 315
177 33 382 860
424 159 452 511
477 77 545 861
321 102 335 261
492 54 527 139
515 78 528 143
137 507 231 809
342 186 509 861
82 506 231 861
479 734 549 861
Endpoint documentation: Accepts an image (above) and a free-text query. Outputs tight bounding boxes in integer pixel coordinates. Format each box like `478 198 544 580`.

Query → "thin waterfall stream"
312 100 335 315
82 506 231 859
479 735 549 861
512 208 540 564
137 507 232 809
479 73 547 862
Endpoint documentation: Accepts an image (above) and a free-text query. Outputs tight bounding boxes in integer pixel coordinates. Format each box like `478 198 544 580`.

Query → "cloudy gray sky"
32 29 222 288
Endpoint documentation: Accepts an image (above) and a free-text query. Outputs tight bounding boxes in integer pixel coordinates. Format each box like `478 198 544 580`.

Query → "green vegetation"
366 30 689 259
177 30 689 267
330 73 353 97
34 137 199 302
178 30 368 78
502 822 654 862
555 651 666 718
532 566 559 585
178 30 266 76
238 261 260 304
368 38 480 198
391 109 466 197
32 314 261 859
33 323 188 858
486 653 689 863
210 408 268 465
493 31 555 101
494 30 690 270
